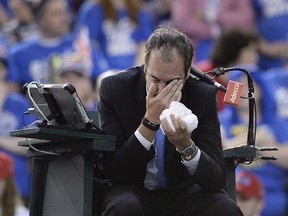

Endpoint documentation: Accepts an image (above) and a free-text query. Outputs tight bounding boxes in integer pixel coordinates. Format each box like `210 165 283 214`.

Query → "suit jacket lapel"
134 72 146 118
124 70 146 133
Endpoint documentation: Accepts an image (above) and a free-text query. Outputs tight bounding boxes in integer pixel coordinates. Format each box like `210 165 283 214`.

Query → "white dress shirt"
135 129 201 190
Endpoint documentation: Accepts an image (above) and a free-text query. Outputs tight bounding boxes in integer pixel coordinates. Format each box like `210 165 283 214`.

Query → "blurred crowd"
0 0 288 215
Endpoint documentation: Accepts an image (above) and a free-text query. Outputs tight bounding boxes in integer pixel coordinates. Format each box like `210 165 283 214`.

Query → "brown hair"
211 28 259 67
144 27 194 76
99 0 141 24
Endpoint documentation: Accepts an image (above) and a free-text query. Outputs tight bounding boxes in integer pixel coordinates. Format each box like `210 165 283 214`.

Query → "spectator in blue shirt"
74 0 154 70
7 0 109 92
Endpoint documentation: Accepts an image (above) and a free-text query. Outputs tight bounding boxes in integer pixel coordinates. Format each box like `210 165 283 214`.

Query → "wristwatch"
176 142 197 161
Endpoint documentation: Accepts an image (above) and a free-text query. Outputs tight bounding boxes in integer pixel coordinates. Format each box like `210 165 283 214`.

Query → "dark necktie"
156 129 167 187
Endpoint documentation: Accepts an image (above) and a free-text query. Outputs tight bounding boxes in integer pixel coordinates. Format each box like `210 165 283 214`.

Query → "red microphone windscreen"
223 80 244 106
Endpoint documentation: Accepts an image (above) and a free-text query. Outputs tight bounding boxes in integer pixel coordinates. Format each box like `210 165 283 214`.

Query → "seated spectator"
6 0 109 92
74 0 154 70
236 170 264 216
54 53 97 111
196 28 260 111
251 0 288 70
0 38 36 207
171 0 255 63
0 151 29 216
1 0 39 45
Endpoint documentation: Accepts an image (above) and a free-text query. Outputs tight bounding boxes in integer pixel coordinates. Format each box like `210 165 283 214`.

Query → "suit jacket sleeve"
98 71 154 187
190 86 225 191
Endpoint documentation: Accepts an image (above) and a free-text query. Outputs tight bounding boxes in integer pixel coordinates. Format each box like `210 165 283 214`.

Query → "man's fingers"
159 79 180 97
147 83 156 100
177 117 187 132
170 115 184 131
157 79 182 103
175 91 182 102
168 80 183 101
170 84 183 102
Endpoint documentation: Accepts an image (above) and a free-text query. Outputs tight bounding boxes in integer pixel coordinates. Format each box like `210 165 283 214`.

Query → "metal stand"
10 127 115 216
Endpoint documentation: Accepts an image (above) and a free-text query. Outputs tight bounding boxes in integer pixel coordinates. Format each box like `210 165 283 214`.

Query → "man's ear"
143 65 147 74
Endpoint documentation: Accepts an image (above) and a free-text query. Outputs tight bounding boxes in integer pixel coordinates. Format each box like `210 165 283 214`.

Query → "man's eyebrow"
165 78 181 85
149 73 182 84
150 74 160 81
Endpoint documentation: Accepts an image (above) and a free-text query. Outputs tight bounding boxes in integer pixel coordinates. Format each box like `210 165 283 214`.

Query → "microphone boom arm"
212 66 278 164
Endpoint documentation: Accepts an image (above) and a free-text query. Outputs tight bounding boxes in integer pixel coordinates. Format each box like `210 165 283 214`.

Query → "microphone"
190 65 227 92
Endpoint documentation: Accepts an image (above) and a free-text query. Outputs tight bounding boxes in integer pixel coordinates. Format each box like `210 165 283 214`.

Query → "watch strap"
142 117 160 131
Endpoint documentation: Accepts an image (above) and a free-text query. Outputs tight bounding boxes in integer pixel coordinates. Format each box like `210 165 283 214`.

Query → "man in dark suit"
98 27 242 216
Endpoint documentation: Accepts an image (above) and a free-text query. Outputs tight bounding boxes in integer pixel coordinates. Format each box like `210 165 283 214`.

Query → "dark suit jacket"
98 65 225 192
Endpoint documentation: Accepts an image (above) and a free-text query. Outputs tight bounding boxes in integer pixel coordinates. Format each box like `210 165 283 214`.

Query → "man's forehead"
146 51 185 77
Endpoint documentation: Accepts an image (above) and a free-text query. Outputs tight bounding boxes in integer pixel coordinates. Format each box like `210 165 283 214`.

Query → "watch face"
177 143 197 158
182 145 195 157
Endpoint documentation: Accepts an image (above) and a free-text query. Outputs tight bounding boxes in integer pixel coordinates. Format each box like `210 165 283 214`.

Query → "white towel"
159 101 198 133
